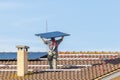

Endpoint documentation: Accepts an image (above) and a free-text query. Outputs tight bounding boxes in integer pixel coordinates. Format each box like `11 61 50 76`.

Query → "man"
40 36 64 69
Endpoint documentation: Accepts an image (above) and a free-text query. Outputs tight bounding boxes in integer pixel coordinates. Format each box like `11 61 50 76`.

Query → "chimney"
16 45 29 76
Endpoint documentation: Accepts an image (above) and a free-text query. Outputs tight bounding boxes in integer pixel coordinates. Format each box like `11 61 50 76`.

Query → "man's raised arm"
40 36 46 44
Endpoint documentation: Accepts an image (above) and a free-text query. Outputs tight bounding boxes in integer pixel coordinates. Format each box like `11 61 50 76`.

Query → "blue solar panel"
35 31 70 39
0 52 47 60
28 52 47 60
0 53 16 60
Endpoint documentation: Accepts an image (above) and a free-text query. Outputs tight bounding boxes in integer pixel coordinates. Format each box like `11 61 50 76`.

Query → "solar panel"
0 53 16 60
0 52 47 60
35 31 70 39
28 52 47 60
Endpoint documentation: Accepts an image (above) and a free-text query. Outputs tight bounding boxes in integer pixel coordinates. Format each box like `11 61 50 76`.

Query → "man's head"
51 37 55 41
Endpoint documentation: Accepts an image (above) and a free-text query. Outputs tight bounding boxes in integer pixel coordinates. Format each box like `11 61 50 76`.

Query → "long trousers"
48 52 58 69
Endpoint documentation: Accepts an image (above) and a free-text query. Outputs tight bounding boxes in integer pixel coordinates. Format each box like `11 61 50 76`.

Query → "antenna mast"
46 19 48 32
46 19 48 52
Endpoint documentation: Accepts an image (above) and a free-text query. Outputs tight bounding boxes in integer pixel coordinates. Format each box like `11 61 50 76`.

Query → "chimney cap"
16 45 29 49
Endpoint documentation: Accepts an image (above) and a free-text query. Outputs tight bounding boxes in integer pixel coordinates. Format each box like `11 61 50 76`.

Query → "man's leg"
53 53 58 69
47 52 53 69
48 60 53 69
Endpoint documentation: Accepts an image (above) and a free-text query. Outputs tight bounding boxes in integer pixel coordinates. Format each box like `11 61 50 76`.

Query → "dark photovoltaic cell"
35 31 70 39
0 52 47 60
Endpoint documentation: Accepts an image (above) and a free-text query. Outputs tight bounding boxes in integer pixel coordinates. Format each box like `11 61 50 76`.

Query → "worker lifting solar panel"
35 31 70 39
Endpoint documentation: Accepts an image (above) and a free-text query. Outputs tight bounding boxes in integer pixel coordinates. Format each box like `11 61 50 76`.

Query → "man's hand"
61 36 64 40
40 36 42 38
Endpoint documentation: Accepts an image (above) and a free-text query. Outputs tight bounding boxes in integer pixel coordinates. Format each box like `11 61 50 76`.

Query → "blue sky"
0 0 120 52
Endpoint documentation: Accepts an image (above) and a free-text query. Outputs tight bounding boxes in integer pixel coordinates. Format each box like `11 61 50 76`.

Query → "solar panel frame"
35 31 70 39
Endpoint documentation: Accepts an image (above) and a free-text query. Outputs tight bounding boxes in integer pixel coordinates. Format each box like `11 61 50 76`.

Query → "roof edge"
94 68 120 80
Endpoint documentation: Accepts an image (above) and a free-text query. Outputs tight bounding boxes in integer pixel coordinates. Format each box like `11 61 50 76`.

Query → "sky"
0 0 120 52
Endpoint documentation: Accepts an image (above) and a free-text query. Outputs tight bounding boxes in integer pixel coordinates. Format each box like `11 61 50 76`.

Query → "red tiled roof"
0 53 120 80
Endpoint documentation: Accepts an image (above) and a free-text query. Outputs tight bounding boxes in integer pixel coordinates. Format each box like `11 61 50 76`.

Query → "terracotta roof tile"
0 53 120 80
